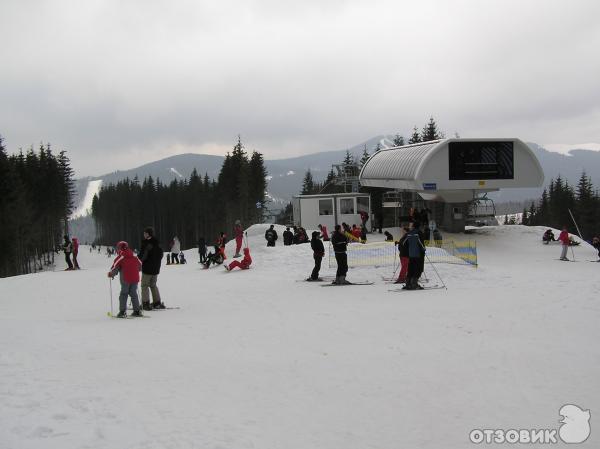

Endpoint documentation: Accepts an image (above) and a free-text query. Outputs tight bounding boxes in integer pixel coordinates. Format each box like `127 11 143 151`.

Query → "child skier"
225 247 252 271
558 226 571 261
308 231 325 281
107 241 143 318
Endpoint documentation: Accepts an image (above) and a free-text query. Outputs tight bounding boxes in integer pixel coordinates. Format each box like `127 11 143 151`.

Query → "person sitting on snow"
204 245 224 269
179 252 187 264
543 229 556 244
225 247 252 271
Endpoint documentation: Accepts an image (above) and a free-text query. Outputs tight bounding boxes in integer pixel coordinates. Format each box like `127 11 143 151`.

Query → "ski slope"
1 225 598 449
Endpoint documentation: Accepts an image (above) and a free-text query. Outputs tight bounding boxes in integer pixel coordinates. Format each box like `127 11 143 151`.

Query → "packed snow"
1 225 598 449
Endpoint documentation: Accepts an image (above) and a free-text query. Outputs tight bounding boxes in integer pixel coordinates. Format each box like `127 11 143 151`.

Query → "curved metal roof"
359 140 442 181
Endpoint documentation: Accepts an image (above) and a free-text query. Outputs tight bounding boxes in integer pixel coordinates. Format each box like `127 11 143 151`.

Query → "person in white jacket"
170 236 181 264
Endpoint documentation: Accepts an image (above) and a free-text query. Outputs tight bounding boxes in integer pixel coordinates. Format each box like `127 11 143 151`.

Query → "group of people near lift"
543 227 600 261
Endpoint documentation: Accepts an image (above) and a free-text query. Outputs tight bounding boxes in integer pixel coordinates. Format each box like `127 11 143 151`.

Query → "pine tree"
393 134 405 146
301 170 315 194
421 117 444 142
359 145 370 167
408 127 421 144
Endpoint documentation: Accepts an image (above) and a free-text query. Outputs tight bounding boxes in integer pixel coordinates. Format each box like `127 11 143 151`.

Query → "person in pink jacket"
108 241 143 317
558 226 570 261
233 220 244 257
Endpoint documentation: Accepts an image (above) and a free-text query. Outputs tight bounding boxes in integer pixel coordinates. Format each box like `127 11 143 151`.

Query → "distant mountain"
72 135 395 213
72 137 600 217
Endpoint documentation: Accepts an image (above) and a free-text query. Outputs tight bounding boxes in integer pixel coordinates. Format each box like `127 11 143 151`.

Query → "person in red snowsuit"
108 241 142 317
558 226 570 261
395 226 410 283
233 220 243 257
226 247 252 271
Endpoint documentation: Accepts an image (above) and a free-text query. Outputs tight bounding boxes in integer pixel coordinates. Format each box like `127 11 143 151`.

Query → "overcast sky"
1 0 599 177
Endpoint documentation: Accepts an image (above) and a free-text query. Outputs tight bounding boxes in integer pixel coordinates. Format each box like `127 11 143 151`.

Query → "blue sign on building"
422 183 437 190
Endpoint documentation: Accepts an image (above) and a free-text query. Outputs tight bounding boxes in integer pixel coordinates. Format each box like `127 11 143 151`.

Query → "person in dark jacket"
139 227 165 310
403 222 425 290
108 241 143 318
592 236 600 260
265 225 278 247
331 225 349 284
384 231 394 241
283 227 294 246
308 231 325 281
63 235 74 270
542 229 556 244
198 237 207 263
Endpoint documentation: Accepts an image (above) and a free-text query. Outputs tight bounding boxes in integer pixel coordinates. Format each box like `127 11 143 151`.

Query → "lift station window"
449 141 514 180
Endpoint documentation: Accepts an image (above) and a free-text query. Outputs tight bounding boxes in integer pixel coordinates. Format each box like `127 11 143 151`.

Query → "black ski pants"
335 252 348 277
311 254 323 280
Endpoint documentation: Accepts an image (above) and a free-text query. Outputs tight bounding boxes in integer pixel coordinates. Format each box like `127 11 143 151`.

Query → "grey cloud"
1 0 599 176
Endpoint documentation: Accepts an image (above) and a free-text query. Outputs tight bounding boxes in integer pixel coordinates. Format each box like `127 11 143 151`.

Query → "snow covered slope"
1 225 598 449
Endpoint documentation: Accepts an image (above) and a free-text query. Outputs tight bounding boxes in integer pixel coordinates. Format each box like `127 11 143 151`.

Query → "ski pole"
570 244 576 261
424 252 447 290
109 278 114 317
568 208 584 241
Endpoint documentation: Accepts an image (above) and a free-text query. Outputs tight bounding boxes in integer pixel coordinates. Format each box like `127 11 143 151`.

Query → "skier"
558 226 571 261
198 237 207 264
63 235 74 271
179 252 187 264
226 247 252 271
395 225 410 284
283 227 294 246
72 236 81 269
351 224 361 241
265 225 278 247
318 224 329 241
331 224 349 284
170 236 181 264
233 220 244 257
308 231 325 281
403 222 425 290
204 245 224 268
139 227 165 310
107 241 143 318
543 229 556 244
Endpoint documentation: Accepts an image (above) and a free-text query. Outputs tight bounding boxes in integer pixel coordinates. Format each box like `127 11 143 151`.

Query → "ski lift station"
292 193 370 231
358 138 544 232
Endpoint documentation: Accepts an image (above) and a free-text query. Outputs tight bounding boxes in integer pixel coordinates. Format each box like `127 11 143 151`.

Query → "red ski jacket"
110 248 142 284
559 230 570 245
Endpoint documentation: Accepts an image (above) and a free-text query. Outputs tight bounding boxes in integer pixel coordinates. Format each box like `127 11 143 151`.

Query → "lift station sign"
422 183 437 190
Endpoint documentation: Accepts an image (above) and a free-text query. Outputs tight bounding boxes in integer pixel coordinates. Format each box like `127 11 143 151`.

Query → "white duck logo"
559 404 591 443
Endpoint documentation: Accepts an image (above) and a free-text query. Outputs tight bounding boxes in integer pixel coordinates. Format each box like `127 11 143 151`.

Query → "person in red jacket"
108 241 143 318
233 220 244 258
558 226 571 261
225 247 252 271
72 236 81 269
